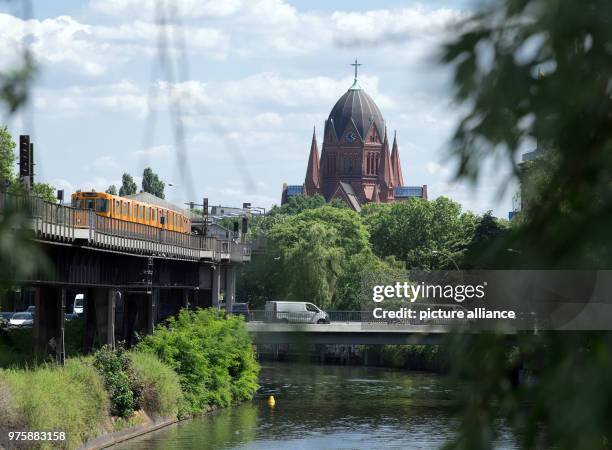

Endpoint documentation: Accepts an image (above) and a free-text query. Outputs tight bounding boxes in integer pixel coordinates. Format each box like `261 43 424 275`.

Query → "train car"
71 190 191 233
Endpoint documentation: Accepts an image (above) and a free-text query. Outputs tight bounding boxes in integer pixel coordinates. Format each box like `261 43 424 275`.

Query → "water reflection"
117 363 516 450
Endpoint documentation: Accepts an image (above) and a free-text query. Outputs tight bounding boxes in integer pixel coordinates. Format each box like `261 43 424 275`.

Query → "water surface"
117 363 516 449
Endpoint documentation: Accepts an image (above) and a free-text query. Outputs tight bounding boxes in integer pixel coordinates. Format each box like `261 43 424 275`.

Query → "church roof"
304 128 320 192
326 85 385 142
391 131 404 186
377 134 395 189
332 182 362 212
394 186 425 198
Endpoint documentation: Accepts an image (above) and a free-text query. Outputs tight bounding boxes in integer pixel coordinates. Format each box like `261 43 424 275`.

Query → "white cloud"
35 80 147 117
134 144 173 159
0 14 112 76
90 0 242 19
331 7 465 48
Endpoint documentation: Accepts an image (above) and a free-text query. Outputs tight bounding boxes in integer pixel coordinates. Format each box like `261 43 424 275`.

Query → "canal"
117 362 517 449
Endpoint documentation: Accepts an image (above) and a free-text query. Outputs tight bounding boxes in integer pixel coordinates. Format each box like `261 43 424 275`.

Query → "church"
281 61 427 211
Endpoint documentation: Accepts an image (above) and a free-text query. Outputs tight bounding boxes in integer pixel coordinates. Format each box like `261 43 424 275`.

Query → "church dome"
326 82 385 142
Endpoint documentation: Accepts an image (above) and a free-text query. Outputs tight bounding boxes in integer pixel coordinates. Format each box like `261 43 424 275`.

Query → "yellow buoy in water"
267 395 276 407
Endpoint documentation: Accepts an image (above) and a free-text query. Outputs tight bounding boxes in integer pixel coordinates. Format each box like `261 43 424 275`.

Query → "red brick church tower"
282 61 427 211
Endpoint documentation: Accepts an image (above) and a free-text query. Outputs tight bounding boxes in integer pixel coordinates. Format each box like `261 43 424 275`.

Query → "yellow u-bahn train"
71 191 191 233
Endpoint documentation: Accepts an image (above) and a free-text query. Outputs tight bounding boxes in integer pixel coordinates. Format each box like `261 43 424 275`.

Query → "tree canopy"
363 197 478 270
237 197 499 310
118 173 137 197
0 125 16 185
141 167 165 199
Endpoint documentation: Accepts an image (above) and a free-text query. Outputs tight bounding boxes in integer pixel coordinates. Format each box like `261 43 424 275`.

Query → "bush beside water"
136 308 260 416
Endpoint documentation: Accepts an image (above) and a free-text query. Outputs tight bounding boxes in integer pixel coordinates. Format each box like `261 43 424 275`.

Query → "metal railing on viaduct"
0 192 251 263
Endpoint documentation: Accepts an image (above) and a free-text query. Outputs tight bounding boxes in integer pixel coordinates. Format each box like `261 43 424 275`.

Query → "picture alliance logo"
371 281 488 303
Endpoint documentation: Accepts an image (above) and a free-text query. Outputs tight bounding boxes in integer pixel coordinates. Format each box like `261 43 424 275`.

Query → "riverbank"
257 343 448 373
0 309 260 449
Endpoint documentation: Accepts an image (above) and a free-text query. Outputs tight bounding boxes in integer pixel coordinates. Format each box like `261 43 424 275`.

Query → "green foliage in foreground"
136 308 260 416
0 358 109 449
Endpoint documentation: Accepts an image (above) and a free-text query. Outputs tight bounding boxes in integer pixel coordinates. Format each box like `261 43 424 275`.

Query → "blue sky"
0 0 518 216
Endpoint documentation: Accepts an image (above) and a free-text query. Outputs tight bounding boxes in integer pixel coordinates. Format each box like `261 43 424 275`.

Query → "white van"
264 301 329 324
73 294 84 316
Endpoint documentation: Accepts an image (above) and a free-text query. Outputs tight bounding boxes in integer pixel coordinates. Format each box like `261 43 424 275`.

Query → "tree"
252 205 376 309
118 173 137 197
440 1 612 448
106 185 117 195
363 197 477 269
462 211 510 269
0 125 16 186
31 183 56 203
141 167 164 199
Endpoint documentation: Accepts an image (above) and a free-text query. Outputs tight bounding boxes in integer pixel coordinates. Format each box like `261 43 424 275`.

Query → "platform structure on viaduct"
0 192 251 362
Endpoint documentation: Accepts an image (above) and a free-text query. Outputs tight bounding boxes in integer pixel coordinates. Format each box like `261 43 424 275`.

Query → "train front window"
95 199 108 213
86 199 94 210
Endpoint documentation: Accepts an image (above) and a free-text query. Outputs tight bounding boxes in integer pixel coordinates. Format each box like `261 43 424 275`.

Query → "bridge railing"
247 306 471 326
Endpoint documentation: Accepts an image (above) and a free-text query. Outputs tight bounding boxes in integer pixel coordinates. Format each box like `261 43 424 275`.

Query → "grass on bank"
0 358 109 449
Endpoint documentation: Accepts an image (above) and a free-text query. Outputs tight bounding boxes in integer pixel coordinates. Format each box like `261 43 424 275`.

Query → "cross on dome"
349 59 363 90
351 59 362 80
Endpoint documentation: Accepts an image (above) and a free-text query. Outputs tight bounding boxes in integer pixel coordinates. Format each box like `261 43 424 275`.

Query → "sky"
0 0 519 216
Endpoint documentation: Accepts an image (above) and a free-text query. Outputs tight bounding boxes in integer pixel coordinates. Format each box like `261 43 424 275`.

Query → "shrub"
130 352 183 419
0 328 34 368
136 308 259 416
0 358 109 449
93 345 143 418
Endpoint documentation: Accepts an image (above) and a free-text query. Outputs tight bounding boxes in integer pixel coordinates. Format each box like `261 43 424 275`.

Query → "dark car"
231 303 250 319
26 305 36 315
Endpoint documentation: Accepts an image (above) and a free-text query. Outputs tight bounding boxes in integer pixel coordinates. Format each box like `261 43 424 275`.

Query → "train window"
152 209 156 221
95 199 108 213
86 199 94 210
116 201 120 214
146 208 150 221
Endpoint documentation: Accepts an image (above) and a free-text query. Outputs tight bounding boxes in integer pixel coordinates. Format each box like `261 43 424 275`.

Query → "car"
8 312 34 328
73 294 84 315
26 305 35 314
1 312 13 328
264 301 329 324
